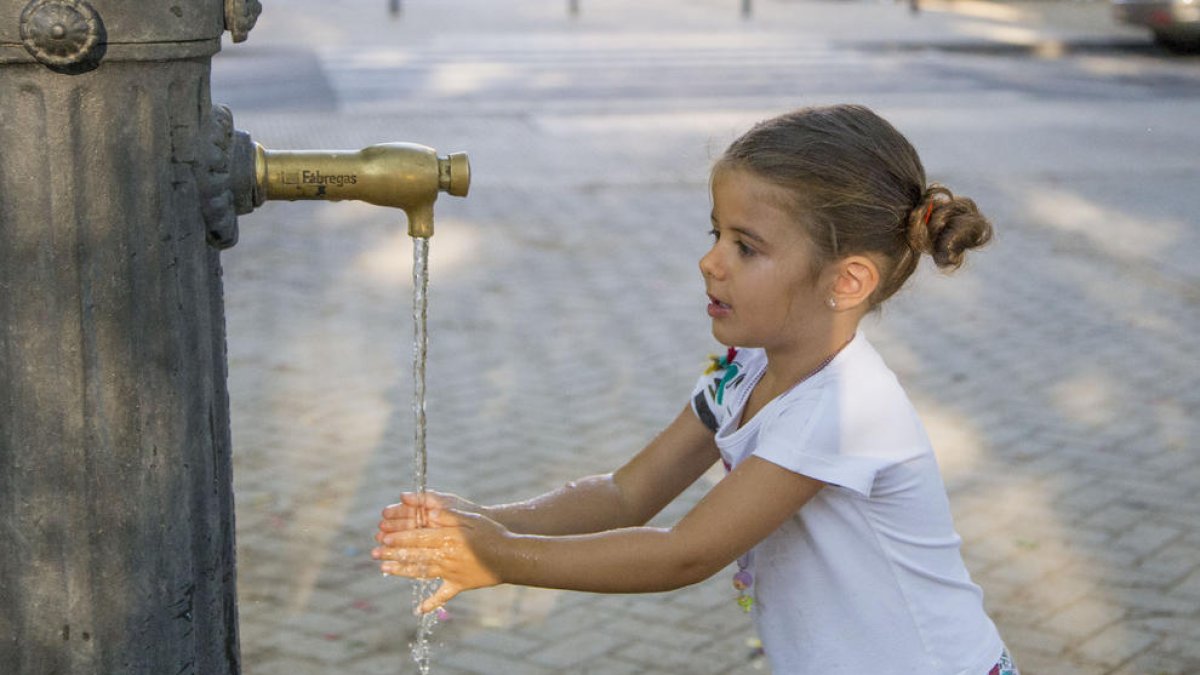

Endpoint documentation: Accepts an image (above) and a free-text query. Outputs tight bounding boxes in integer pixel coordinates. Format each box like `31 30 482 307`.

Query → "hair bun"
908 184 992 269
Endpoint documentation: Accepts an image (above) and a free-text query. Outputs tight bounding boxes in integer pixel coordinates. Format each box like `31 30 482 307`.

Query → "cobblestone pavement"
213 1 1200 673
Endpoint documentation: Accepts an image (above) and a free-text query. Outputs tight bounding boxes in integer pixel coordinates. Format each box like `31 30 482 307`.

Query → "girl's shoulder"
765 335 928 459
701 346 766 398
690 346 765 433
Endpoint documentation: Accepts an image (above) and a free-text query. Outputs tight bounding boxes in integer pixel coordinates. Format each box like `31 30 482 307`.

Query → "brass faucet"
243 141 470 238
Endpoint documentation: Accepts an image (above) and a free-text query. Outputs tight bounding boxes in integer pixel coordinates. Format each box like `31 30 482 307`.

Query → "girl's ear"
829 255 880 312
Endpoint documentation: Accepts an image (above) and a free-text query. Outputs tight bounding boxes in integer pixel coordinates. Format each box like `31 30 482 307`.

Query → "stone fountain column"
0 1 258 672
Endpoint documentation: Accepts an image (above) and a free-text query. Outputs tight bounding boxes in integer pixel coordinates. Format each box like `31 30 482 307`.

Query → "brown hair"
714 104 992 306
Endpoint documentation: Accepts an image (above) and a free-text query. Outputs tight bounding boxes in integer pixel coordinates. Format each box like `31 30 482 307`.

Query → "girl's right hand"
373 505 507 613
376 491 480 538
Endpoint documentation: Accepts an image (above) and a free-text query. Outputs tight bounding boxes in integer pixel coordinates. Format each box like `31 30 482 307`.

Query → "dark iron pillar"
0 1 259 673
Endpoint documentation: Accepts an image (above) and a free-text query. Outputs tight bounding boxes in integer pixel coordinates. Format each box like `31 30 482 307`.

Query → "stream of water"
409 235 438 674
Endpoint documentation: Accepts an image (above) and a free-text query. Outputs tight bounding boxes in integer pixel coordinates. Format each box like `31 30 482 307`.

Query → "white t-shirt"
691 332 1004 674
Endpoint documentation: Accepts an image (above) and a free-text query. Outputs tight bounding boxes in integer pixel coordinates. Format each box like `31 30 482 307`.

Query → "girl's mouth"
707 294 731 318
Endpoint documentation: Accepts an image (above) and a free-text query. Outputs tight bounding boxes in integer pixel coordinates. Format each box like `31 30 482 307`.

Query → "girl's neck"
736 328 856 430
761 327 857 394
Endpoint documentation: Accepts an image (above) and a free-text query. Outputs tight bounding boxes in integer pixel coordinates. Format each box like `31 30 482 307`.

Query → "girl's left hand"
371 506 506 614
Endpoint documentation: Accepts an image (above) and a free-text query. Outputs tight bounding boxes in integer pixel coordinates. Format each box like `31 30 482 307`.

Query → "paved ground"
213 1 1200 673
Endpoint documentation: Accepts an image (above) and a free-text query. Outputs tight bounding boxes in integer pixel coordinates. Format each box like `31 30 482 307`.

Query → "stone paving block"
278 602 361 640
690 631 771 674
1041 597 1127 642
618 593 712 627
1051 478 1119 517
570 657 661 675
997 624 1066 663
1075 623 1161 670
527 626 629 669
344 650 434 675
987 591 1058 632
1072 553 1199 592
617 637 755 674
1014 650 1110 675
248 655 333 675
1070 538 1144 571
1171 566 1200 602
263 629 349 666
606 614 713 650
437 645 557 675
1131 618 1200 660
680 601 758 635
1111 651 1200 675
451 628 543 656
992 576 1096 629
1119 599 1199 632
517 601 618 643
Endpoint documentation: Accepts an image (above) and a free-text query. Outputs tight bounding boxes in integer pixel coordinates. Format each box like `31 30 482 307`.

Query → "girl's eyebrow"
710 213 767 245
734 227 766 245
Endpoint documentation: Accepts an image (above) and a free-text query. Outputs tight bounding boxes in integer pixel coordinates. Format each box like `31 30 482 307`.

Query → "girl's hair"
714 104 992 306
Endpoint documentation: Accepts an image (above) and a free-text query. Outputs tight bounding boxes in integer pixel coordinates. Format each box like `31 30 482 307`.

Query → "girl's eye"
709 228 756 256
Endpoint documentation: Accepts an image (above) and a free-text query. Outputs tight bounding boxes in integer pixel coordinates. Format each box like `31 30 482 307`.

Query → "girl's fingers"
378 513 424 532
377 562 460 615
418 582 461 615
378 501 460 535
380 508 462 536
374 542 445 568
383 499 422 519
387 492 447 516
375 526 462 552
425 509 449 526
378 558 440 579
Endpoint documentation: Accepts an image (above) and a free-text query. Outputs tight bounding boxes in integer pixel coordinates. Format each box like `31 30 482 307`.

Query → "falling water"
409 235 439 673
411 239 430 533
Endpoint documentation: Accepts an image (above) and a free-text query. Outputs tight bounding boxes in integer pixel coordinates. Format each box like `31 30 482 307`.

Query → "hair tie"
922 200 934 226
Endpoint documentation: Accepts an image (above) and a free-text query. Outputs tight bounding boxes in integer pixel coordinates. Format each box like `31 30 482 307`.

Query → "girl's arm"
384 404 721 536
375 453 824 613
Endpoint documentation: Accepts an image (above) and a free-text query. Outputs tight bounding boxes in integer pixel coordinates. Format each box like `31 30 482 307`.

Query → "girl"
373 104 1017 674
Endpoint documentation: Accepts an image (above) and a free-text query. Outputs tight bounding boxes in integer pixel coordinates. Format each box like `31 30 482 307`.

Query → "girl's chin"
709 324 741 347
710 324 769 350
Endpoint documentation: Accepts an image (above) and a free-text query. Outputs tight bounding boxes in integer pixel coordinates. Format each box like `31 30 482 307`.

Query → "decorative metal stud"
19 0 103 68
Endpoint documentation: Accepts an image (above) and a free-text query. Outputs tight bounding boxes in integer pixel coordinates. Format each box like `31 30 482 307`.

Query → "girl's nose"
699 246 722 279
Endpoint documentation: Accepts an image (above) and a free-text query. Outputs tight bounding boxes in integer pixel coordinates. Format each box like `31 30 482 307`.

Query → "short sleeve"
752 390 893 498
690 368 723 433
689 348 759 434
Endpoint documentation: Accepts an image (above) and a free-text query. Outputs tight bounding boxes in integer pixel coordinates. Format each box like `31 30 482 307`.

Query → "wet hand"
372 507 505 614
376 491 479 540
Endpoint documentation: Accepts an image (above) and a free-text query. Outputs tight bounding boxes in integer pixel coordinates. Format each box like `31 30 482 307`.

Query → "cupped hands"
372 491 506 614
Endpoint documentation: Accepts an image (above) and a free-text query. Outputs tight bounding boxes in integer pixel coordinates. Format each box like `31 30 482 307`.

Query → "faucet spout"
245 141 470 238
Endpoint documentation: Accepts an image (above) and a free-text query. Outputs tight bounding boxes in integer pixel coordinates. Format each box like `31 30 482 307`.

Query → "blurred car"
1113 0 1200 52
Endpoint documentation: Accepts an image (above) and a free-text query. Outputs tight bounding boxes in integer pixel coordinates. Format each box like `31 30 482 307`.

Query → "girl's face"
700 169 832 352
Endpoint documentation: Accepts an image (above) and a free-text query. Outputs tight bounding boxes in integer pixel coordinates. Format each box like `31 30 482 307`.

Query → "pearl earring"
826 297 837 309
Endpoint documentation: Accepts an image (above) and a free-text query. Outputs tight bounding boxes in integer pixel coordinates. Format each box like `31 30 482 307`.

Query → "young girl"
372 104 1017 674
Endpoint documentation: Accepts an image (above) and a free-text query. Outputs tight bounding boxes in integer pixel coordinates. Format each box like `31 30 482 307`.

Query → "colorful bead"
737 594 755 612
733 550 754 613
732 570 753 591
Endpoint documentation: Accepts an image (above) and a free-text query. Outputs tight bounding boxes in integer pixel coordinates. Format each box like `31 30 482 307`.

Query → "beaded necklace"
731 342 846 613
